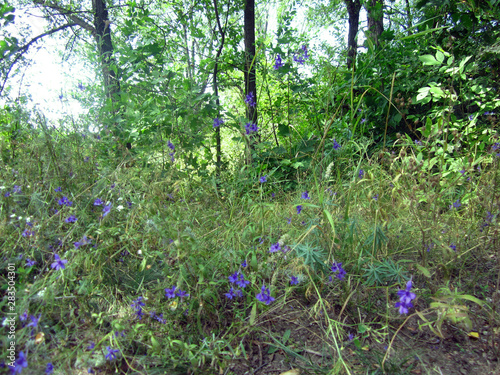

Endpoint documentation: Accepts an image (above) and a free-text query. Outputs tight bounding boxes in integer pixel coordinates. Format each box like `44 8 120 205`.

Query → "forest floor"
226 294 500 375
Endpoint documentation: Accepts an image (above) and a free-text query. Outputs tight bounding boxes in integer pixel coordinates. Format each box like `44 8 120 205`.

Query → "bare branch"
0 23 76 95
32 0 95 34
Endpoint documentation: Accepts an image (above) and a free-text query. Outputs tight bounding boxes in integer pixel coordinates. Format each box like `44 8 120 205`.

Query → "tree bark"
405 0 413 36
244 0 257 125
244 0 258 164
213 0 226 180
345 0 362 70
92 0 120 108
366 0 384 46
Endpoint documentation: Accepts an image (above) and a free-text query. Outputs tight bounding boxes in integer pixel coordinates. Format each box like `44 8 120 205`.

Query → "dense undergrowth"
1 120 499 374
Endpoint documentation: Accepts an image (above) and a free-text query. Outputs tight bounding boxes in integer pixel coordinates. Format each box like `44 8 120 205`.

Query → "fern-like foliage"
362 258 409 286
293 243 329 275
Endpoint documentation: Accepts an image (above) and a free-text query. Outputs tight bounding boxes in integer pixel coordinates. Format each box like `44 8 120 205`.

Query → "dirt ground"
226 296 500 375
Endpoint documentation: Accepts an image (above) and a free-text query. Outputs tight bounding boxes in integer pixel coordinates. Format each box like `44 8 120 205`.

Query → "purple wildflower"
245 92 256 107
102 204 112 217
65 215 77 223
213 118 224 128
245 122 258 135
105 346 119 361
395 279 416 315
165 286 177 299
333 139 341 150
269 242 281 253
58 196 73 206
256 284 275 305
274 54 285 69
51 254 68 270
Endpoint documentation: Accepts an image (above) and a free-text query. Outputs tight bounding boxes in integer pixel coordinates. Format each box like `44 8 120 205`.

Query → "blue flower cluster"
131 296 145 320
395 279 416 315
165 286 189 299
330 262 346 281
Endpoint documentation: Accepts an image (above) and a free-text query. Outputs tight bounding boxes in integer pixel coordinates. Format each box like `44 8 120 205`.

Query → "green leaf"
419 54 441 66
417 87 430 102
323 209 335 235
457 294 484 306
416 263 431 278
435 50 444 63
139 257 147 271
282 329 291 344
429 86 445 97
249 303 257 326
459 56 472 75
251 252 258 270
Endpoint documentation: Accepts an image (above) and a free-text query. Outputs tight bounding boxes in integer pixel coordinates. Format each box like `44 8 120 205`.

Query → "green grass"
1 131 499 374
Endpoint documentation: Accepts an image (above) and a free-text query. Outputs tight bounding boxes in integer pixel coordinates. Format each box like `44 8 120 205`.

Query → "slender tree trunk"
244 0 258 164
405 0 413 36
345 0 362 69
366 0 384 46
213 0 226 180
244 0 257 125
92 0 120 108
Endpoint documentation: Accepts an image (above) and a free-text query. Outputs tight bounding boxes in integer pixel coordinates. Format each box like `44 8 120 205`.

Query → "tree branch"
0 23 76 95
32 0 95 34
0 23 76 63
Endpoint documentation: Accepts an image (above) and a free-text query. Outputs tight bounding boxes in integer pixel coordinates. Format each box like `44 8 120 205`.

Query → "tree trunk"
92 0 120 108
244 0 258 163
213 0 225 181
366 0 384 46
405 0 413 36
345 0 362 69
